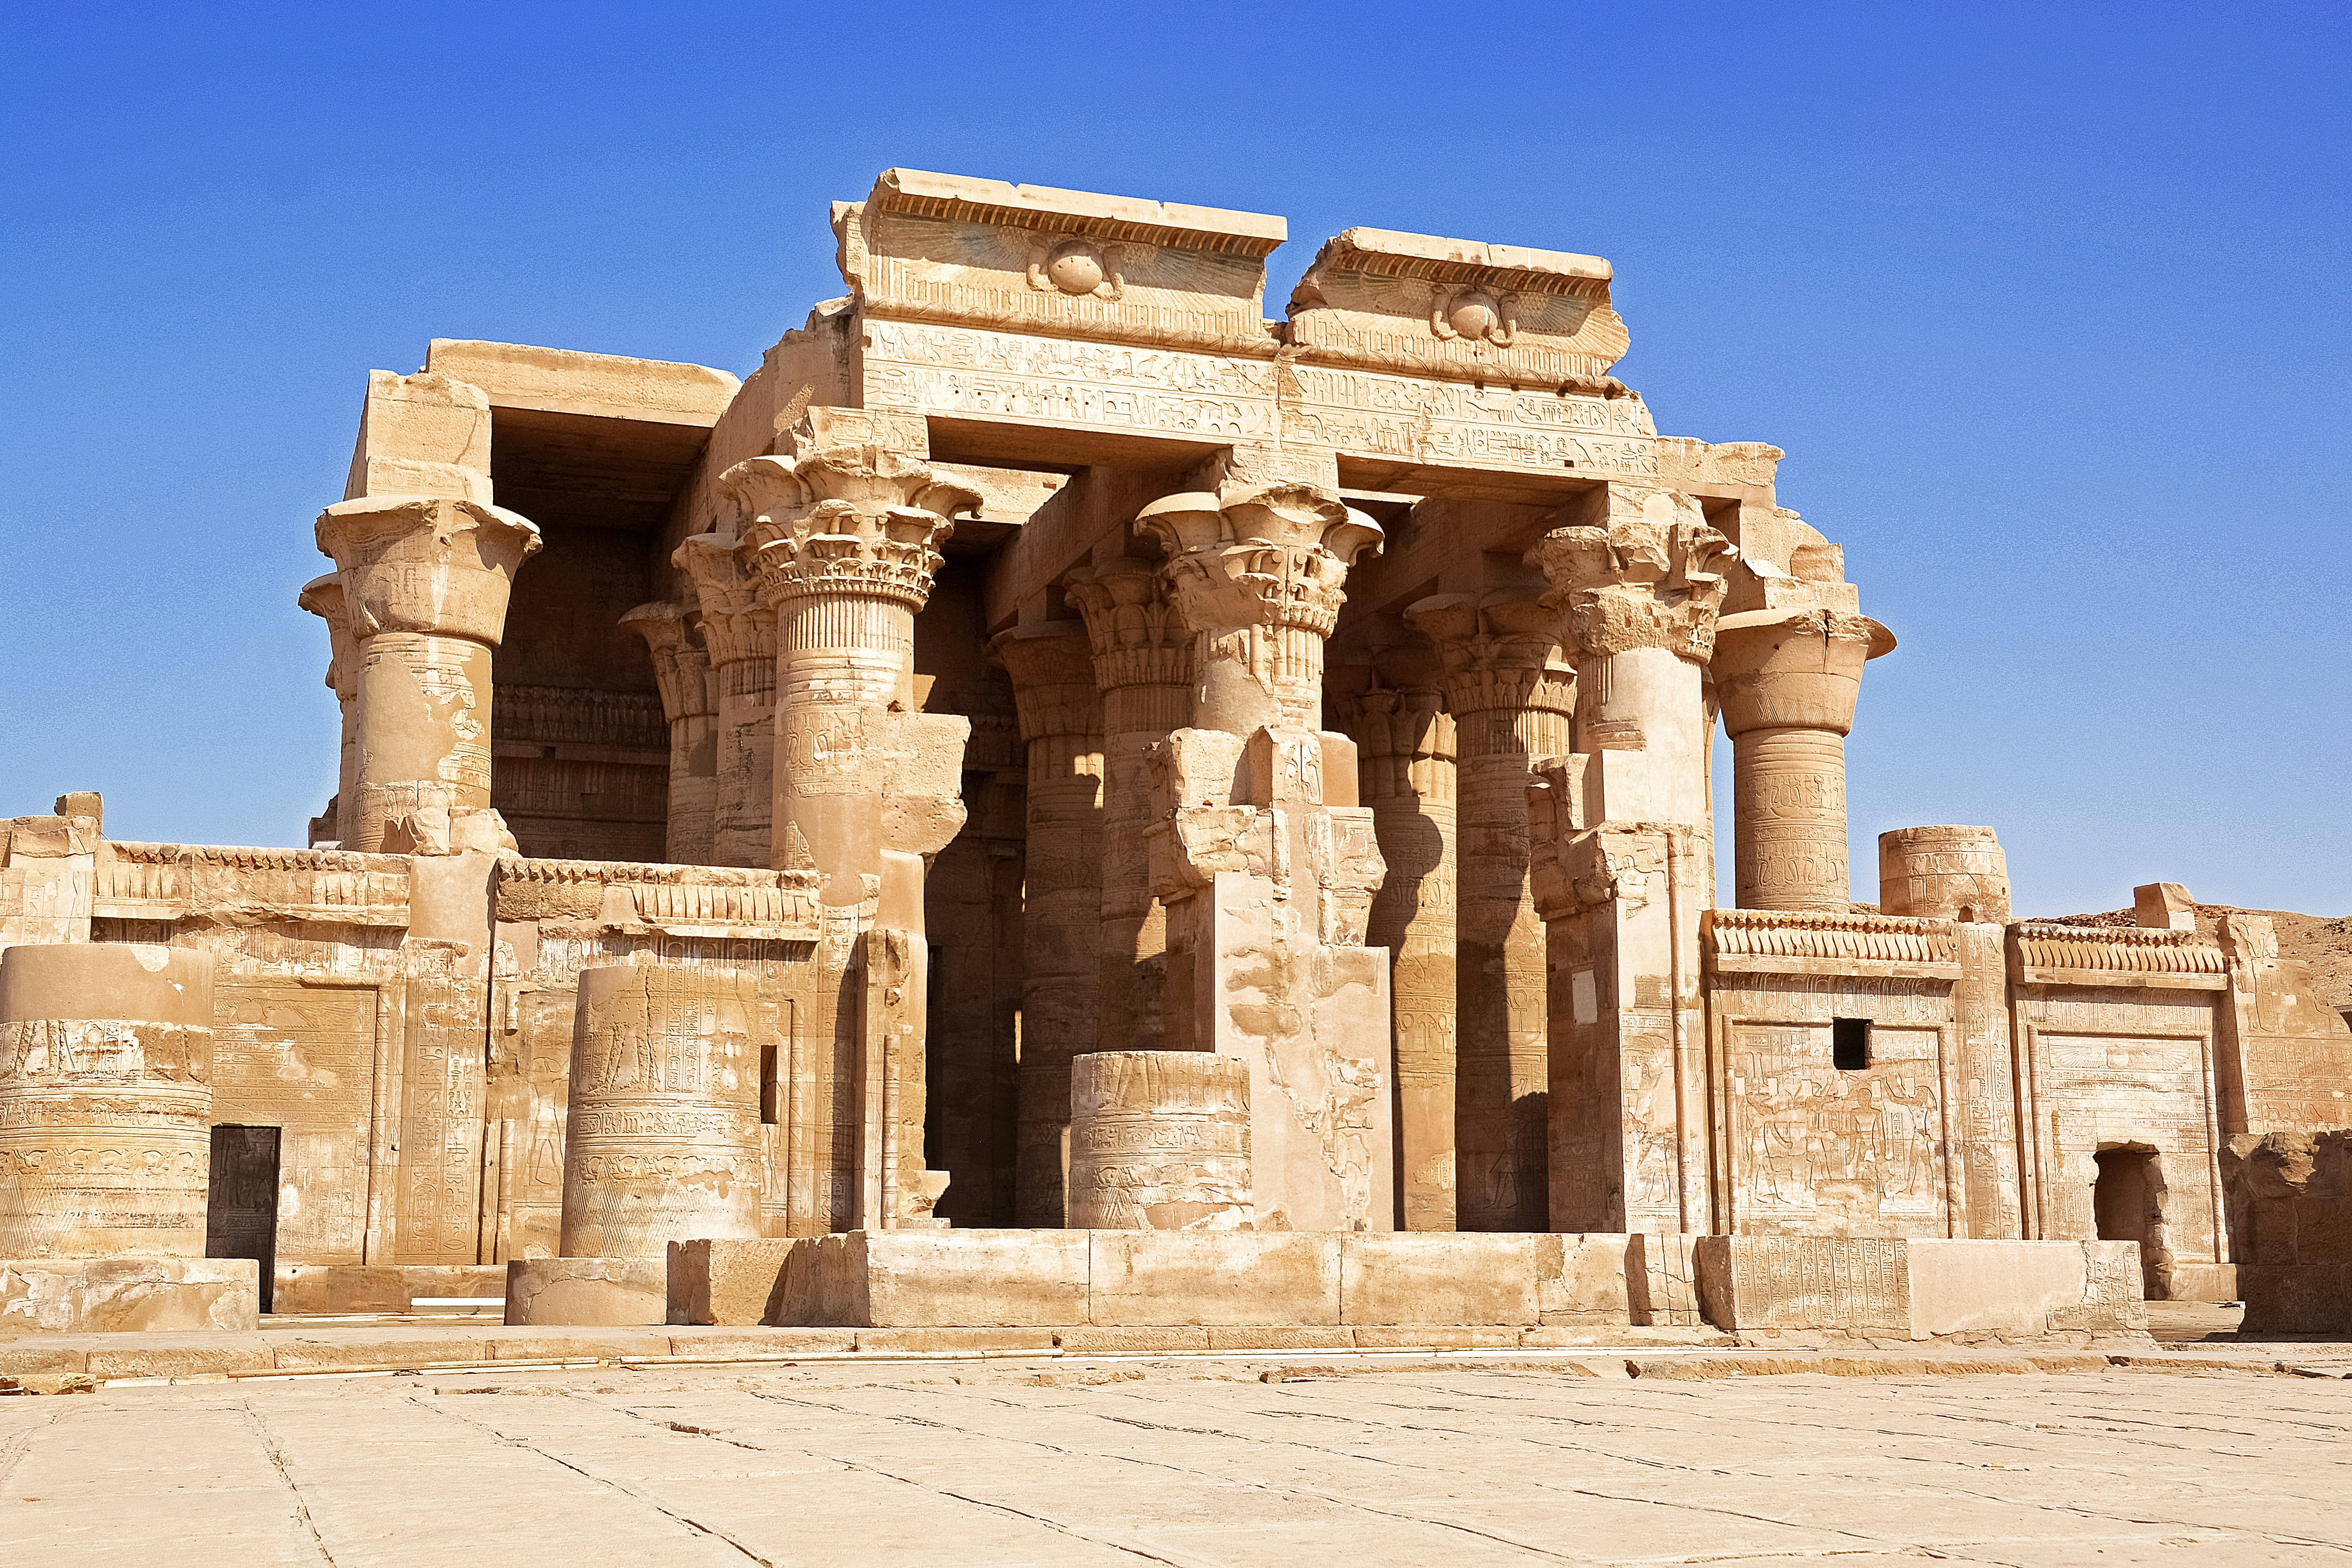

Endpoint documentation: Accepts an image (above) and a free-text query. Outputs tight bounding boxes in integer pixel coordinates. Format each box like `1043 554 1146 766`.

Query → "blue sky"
2 1 2345 916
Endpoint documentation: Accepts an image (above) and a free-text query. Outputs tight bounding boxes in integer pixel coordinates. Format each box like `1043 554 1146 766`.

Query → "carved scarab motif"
1431 286 1518 347
1027 236 1125 300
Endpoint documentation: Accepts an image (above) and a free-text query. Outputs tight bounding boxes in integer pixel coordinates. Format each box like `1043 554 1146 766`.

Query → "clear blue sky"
3 1 2345 917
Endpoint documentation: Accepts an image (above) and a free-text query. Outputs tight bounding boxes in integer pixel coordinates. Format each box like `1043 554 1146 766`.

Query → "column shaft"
1731 727 1848 911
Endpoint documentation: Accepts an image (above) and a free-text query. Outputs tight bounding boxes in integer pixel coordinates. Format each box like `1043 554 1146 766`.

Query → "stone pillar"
1139 483 1394 1233
724 428 978 1231
1338 679 1458 1231
1406 588 1573 1232
671 534 775 869
314 496 542 854
558 964 764 1257
1067 560 1192 1057
990 623 1105 1226
1879 826 2011 924
0 943 214 1257
1068 1051 1252 1230
618 601 719 866
298 573 360 847
1531 489 1734 1235
1712 607 1895 911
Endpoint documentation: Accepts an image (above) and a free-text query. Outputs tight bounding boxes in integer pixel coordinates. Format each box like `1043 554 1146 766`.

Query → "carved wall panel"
211 981 378 1266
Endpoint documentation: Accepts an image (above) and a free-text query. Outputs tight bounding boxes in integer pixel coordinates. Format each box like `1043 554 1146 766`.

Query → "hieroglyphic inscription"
395 975 484 1265
1718 1236 1911 1330
212 983 376 1265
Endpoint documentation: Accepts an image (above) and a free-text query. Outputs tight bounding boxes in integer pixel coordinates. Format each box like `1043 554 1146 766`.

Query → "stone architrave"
618 601 719 866
1137 482 1394 1233
298 573 360 847
1530 489 1733 1236
1711 606 1895 911
990 622 1104 1226
1406 588 1572 1232
671 533 776 869
1337 678 1458 1232
1066 560 1192 1059
1067 1050 1251 1230
314 496 542 854
558 964 764 1258
0 944 215 1258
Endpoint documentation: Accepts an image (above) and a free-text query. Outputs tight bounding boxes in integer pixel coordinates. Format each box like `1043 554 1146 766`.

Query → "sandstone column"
671 534 775 869
298 573 360 847
0 943 214 1257
618 601 719 866
559 964 764 1257
1067 561 1192 1057
1406 589 1573 1232
724 431 978 1230
1138 482 1394 1232
314 496 542 854
1068 1051 1252 1230
1711 607 1895 911
1531 489 1734 1236
1879 826 2012 924
990 622 1105 1225
1337 679 1458 1231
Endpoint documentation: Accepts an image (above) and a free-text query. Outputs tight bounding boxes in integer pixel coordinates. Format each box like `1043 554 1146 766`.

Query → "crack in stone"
240 1400 337 1566
418 1394 774 1566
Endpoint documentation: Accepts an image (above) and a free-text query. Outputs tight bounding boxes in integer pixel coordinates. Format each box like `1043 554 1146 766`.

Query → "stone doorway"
2093 1144 2169 1299
206 1125 281 1313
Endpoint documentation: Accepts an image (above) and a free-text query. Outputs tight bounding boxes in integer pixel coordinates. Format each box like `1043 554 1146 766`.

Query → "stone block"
1205 1325 1354 1351
778 1231 1088 1328
503 1258 667 1327
273 1264 505 1315
484 1329 671 1360
2164 1262 2240 1303
1340 1233 1543 1325
668 1238 792 1326
2236 1264 2352 1335
1694 1236 1911 1332
664 1328 857 1358
851 1327 1057 1354
83 1337 273 1378
1906 1240 2095 1337
1088 1231 1338 1326
2054 1240 2150 1333
1540 1234 1637 1325
1629 1233 1703 1326
1054 1326 1211 1353
267 1335 492 1372
0 1257 258 1334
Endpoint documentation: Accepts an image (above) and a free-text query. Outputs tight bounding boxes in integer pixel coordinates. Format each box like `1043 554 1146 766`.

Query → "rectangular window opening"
1832 1017 1872 1072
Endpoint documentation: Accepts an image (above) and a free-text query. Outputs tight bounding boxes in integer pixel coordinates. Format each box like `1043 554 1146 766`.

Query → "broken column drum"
1712 606 1895 911
1880 826 2011 924
559 964 765 1257
313 496 542 853
1068 1050 1251 1230
0 943 215 1258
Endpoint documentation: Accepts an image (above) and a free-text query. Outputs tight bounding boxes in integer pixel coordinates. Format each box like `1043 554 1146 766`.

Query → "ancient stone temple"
5 169 2349 1338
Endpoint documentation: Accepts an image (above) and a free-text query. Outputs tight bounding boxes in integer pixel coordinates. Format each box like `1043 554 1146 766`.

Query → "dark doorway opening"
2093 1144 2166 1299
206 1125 281 1313
1832 1018 1872 1071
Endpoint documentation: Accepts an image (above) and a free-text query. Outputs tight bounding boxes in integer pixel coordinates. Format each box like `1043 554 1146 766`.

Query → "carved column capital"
670 533 775 669
990 623 1103 744
1710 606 1893 739
1403 587 1575 758
1134 482 1382 731
618 601 717 723
722 446 981 613
314 496 541 645
1534 489 1735 663
297 573 356 697
1066 560 1191 692
1136 482 1382 641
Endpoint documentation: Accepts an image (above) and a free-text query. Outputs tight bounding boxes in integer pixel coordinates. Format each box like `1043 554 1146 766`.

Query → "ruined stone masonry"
3 168 2345 1338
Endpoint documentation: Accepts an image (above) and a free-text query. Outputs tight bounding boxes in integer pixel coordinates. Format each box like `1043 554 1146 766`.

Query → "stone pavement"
3 1353 2350 1565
